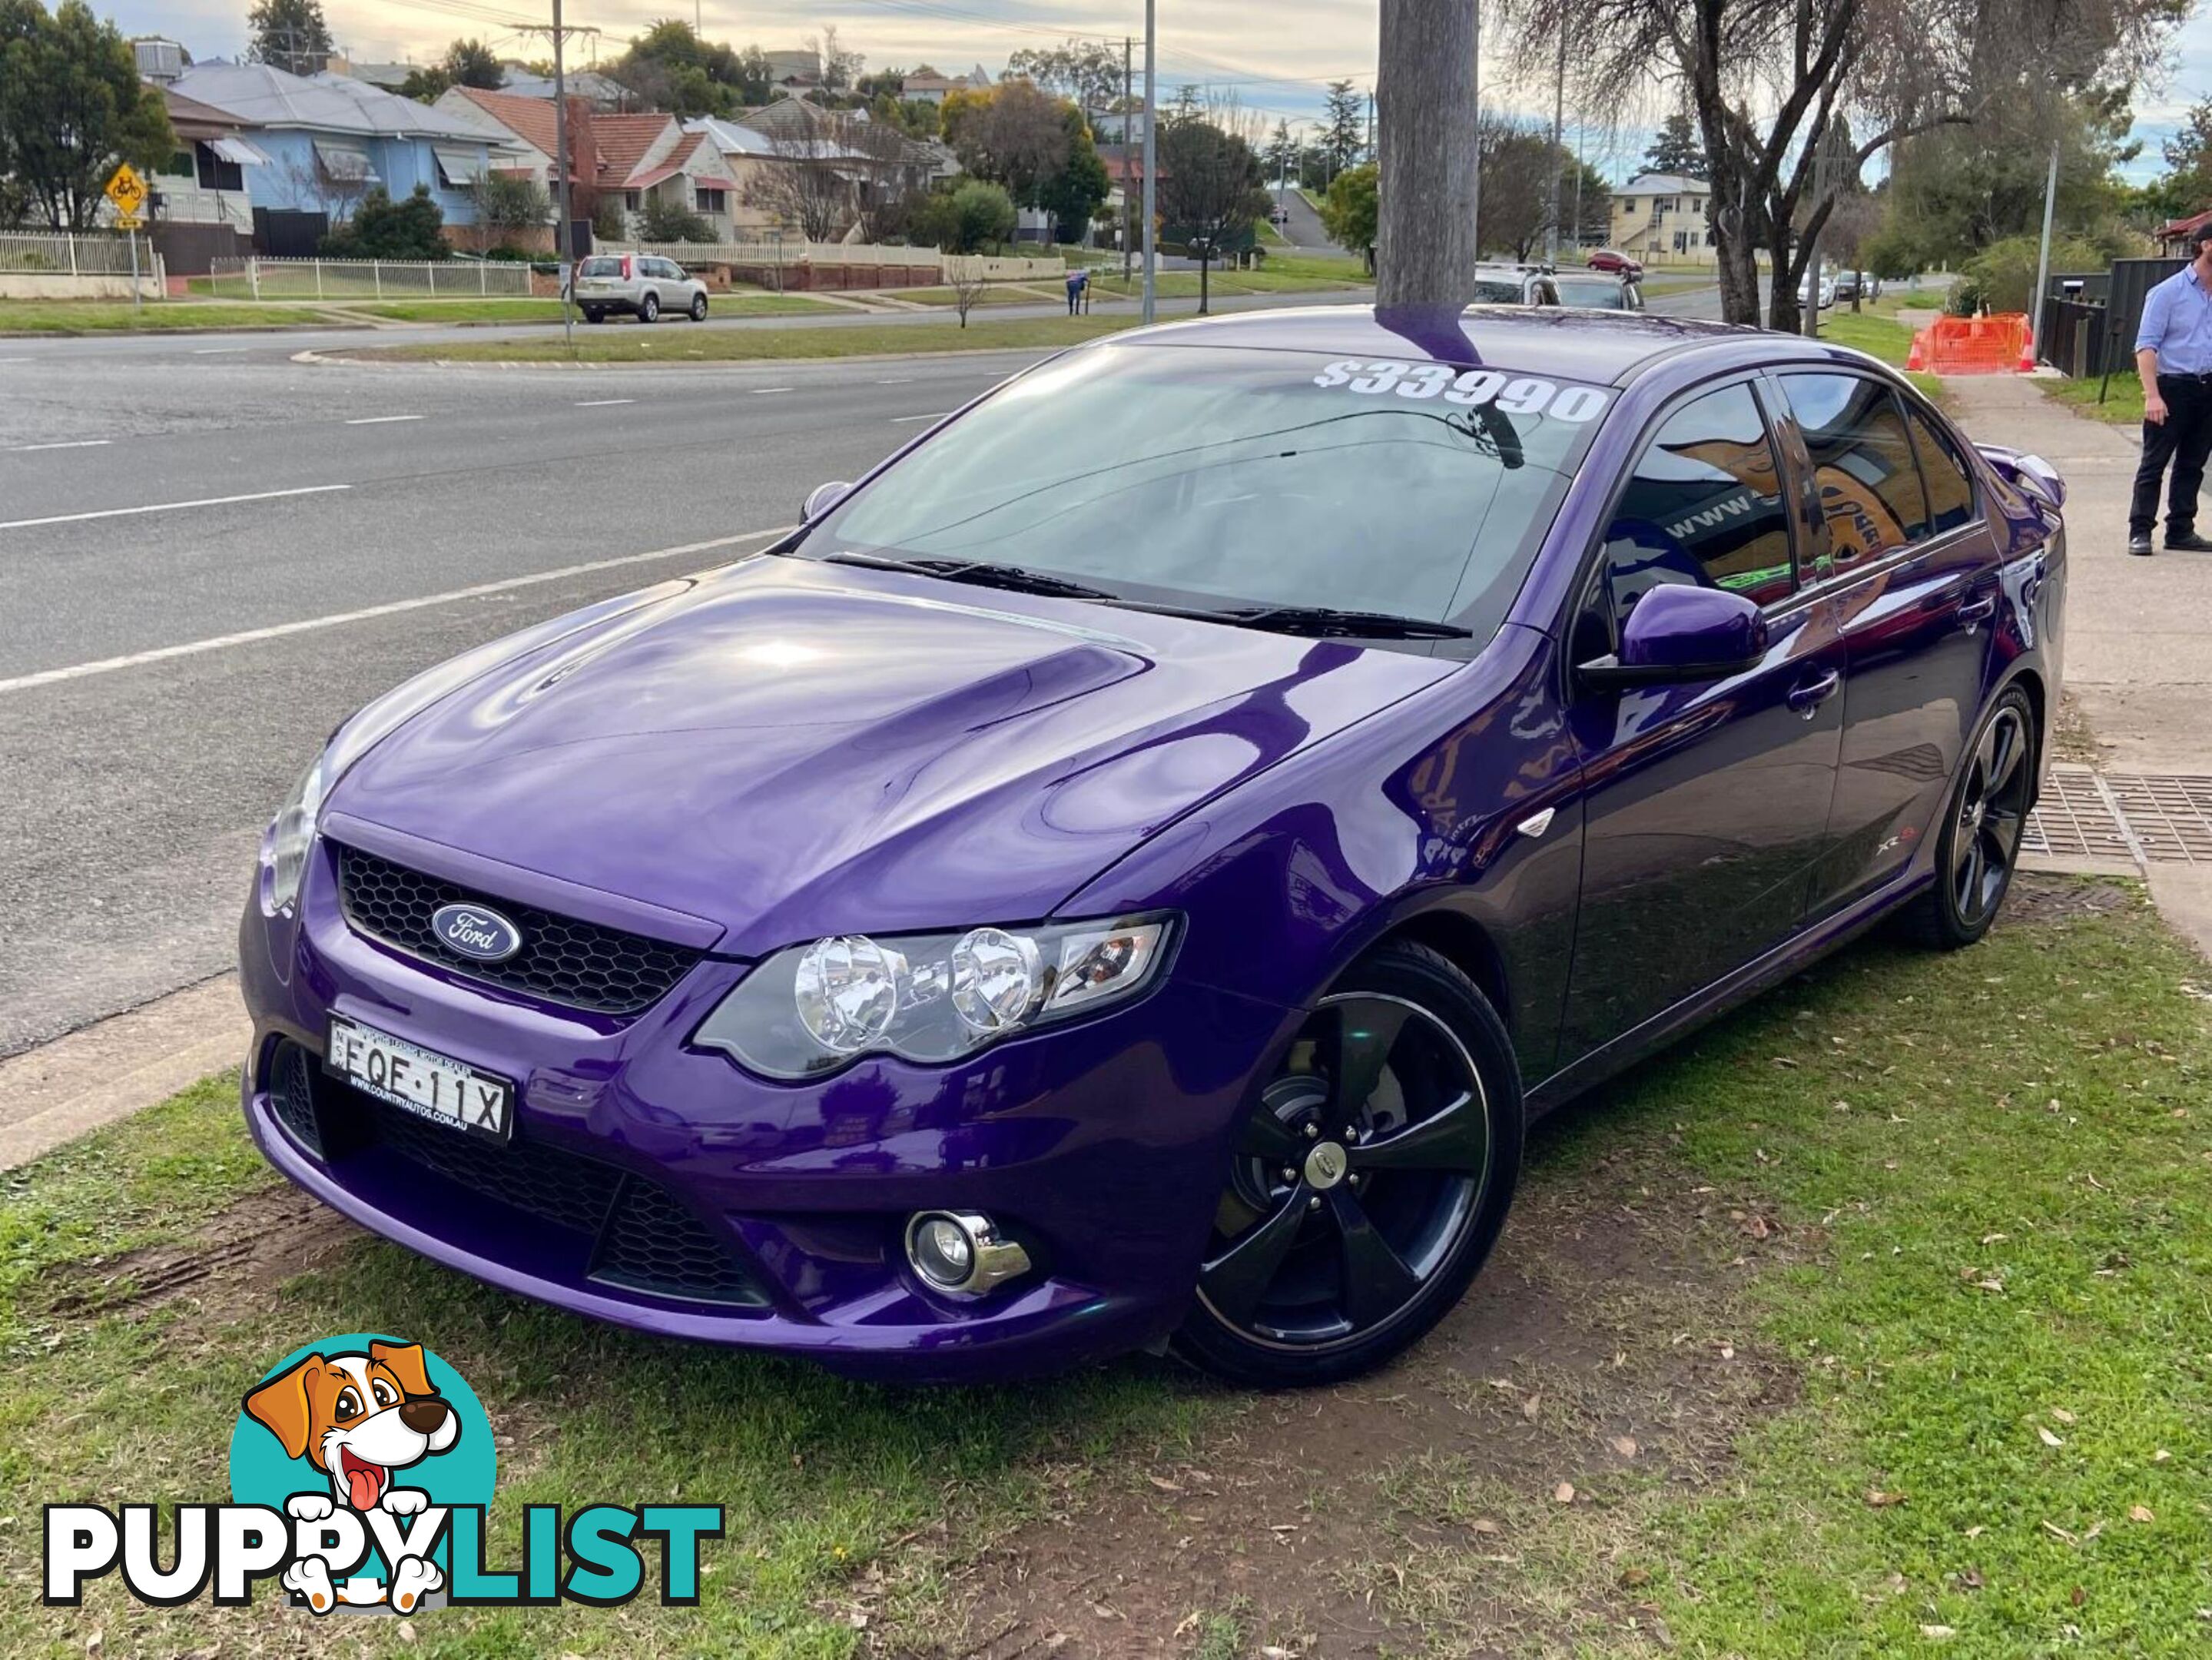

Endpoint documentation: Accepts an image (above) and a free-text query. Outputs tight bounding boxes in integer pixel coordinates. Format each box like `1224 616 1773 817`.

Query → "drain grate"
2102 774 2212 865
2025 765 2137 865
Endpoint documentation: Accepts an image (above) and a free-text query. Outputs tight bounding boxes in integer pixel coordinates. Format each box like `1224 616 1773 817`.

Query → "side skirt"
1524 865 1934 1117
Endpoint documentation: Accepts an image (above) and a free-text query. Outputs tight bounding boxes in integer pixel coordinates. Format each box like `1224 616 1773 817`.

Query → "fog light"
904 1210 1032 1296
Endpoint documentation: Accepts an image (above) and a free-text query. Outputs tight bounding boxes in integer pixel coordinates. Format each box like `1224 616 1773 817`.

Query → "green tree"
1156 116 1270 309
442 38 503 90
611 22 772 115
1319 78 1365 181
1005 38 1123 114
0 0 174 230
1641 111 1706 179
397 65 450 102
910 178 1017 253
245 0 332 77
320 184 449 258
1318 161 1377 264
2147 96 2212 221
1037 107 1109 244
944 79 1070 206
638 193 713 242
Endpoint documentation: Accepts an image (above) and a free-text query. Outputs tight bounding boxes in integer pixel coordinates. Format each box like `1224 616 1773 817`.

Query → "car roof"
1114 304 1822 388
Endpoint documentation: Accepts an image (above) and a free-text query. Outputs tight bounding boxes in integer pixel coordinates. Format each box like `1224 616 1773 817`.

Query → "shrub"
638 195 715 243
319 185 449 260
1954 232 2108 315
909 179 1017 254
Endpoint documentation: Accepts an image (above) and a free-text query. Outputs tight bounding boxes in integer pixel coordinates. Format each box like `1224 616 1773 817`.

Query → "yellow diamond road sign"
104 163 146 217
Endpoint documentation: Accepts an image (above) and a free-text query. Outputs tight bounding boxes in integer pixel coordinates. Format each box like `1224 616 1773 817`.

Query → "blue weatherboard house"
165 61 508 235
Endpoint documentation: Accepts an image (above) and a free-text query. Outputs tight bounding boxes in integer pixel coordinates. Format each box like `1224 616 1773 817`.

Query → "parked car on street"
1552 271 1644 311
569 254 710 324
1834 270 1882 304
1802 269 1838 311
1585 247 1645 280
241 306 2067 1387
1469 264 1562 305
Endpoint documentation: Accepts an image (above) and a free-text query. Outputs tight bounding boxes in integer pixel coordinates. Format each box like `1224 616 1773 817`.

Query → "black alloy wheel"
1906 685 2038 949
1173 941 1522 1386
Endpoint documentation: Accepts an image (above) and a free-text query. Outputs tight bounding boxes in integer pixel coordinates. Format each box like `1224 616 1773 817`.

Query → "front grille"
264 1041 768 1309
333 843 703 1016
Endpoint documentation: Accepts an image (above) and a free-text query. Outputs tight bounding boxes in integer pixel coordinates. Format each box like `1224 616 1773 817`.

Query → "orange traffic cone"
1905 330 1928 373
2015 323 2035 374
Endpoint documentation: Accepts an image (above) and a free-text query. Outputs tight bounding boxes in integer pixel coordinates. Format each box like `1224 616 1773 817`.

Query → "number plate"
325 1016 512 1144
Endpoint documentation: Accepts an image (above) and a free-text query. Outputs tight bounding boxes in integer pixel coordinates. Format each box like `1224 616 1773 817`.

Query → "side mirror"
1579 584 1769 689
1975 443 2066 511
801 480 853 523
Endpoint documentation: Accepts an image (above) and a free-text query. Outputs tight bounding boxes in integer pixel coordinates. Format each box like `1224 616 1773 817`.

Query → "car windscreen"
1555 278 1625 308
796 343 1614 641
1469 280 1527 303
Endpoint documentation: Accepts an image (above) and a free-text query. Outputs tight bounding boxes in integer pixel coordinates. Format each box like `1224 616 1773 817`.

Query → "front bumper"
240 835 1294 1381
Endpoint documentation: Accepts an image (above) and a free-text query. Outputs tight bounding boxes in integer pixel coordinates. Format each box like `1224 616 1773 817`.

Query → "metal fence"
204 257 535 300
0 231 148 275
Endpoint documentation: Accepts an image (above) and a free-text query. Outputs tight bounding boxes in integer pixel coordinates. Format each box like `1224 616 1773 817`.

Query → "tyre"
1171 939 1524 1387
1902 684 2038 950
638 292 659 324
688 292 708 321
582 307 605 324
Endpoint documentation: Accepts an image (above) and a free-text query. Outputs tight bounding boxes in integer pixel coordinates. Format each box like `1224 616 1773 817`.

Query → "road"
0 284 1723 1057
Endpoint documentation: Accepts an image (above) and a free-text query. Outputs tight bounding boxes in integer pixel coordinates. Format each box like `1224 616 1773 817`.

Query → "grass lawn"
2042 371 2145 426
891 284 1057 309
357 315 1134 364
0 301 350 334
4 878 2207 1656
340 294 844 324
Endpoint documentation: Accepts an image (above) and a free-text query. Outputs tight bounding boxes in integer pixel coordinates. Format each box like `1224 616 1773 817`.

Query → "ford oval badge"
431 902 523 964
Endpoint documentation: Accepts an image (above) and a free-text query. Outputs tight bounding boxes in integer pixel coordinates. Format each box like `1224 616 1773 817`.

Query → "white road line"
890 412 951 423
191 347 248 355
9 439 112 452
575 398 635 407
875 377 914 384
750 387 792 395
344 414 424 425
0 526 796 696
0 483 352 532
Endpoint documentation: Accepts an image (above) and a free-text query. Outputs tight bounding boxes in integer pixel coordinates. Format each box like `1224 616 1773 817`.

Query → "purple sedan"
240 307 2068 1386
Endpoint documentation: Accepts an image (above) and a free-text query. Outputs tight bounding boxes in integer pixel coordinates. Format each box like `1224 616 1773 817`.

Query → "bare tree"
1496 0 2183 327
949 266 990 326
744 101 854 241
1375 0 1481 310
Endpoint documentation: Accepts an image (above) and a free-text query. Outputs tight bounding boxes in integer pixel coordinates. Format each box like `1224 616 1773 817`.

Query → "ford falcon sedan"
240 305 2067 1386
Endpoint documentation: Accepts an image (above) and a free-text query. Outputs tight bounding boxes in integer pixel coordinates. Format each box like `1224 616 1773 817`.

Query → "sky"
104 0 2207 185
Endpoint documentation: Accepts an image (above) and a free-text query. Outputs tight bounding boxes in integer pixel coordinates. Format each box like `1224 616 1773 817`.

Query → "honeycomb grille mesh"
594 1177 771 1303
269 1042 323 1155
333 843 703 1015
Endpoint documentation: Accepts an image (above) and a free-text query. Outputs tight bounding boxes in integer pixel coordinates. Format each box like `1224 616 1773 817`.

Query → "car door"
1771 371 2000 916
1558 377 1847 1057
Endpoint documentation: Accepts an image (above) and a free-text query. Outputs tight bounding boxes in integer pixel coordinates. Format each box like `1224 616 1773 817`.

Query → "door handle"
1786 668 1841 718
1958 592 1998 629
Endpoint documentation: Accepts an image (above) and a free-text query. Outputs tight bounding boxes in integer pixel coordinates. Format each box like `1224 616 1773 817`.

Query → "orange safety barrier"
1918 312 2031 376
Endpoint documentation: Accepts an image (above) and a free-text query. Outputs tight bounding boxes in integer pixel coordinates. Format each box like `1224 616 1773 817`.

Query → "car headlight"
693 914 1176 1079
259 755 328 915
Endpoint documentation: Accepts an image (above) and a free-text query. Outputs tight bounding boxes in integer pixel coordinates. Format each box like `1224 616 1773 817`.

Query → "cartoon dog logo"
240 1339 459 1614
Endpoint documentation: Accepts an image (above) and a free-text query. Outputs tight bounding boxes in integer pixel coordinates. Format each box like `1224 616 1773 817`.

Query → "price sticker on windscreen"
1309 360 1612 421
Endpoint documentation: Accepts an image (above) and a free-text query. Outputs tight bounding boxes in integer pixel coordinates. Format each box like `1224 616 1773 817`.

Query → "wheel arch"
1996 664 2048 808
1369 908 1513 1040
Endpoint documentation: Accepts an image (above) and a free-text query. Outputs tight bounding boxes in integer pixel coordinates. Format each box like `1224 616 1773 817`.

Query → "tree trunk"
1375 0 1481 311
1766 216 1801 335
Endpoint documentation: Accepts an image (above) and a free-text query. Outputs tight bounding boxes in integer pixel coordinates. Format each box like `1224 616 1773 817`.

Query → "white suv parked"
569 254 710 324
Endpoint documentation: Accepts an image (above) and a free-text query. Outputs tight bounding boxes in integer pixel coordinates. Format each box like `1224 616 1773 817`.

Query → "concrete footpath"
1943 374 2212 956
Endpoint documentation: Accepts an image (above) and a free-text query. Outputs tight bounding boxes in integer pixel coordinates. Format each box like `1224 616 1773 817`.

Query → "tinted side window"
1905 404 1975 533
1599 381 1796 616
1780 373 1930 573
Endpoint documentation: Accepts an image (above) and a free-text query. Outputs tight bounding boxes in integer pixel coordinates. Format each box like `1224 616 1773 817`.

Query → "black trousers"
2131 373 2212 538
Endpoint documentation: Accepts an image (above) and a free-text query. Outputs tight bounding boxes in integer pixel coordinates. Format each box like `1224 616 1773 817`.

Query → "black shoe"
2128 533 2155 556
2165 530 2212 552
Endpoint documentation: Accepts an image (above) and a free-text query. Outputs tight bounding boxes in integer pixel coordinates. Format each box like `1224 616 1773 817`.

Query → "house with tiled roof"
437 91 764 240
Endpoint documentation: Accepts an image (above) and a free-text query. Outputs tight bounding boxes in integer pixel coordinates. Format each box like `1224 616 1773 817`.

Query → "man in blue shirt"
2129 223 2212 556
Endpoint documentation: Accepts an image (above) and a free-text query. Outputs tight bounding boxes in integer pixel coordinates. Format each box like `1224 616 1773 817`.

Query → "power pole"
516 11 599 354
1141 0 1157 324
1376 0 1480 309
1122 36 1134 286
1471 1 1481 259
1544 23 1564 263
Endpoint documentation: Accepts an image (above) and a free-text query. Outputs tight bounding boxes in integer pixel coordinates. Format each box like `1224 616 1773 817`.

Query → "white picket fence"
204 257 535 300
0 230 147 275
608 237 1065 284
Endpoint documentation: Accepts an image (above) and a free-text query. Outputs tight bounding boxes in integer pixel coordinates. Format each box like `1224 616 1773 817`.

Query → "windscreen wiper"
820 551 1119 602
1203 604 1474 640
